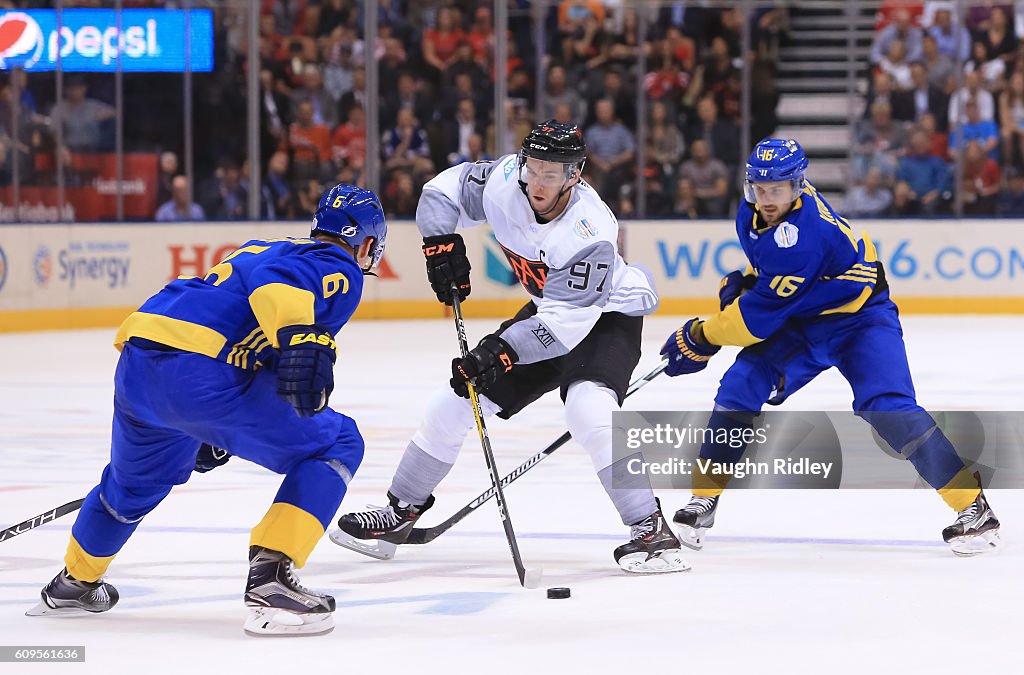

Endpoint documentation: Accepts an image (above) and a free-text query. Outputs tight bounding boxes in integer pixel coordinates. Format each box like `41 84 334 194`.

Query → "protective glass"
744 178 802 205
518 152 576 189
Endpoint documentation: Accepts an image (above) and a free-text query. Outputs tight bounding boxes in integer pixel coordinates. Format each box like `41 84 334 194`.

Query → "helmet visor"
744 177 802 206
518 152 577 189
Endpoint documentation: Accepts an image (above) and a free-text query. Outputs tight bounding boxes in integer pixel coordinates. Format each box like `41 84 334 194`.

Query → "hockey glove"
719 271 757 310
276 324 337 417
194 444 230 473
660 318 721 377
450 334 518 398
423 233 472 305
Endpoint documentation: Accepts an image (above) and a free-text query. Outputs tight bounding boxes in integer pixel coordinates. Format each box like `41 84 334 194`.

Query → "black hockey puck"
546 587 571 599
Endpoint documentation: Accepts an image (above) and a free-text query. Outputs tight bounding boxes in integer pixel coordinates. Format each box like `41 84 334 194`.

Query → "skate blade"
673 525 706 551
25 601 94 617
618 549 692 574
244 607 334 637
328 528 397 560
949 529 1001 557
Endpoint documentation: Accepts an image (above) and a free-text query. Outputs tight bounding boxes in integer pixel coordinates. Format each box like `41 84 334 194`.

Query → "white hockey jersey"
417 153 659 364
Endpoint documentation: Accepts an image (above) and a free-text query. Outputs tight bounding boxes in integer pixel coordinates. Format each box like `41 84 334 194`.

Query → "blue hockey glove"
423 233 472 305
719 271 757 310
660 318 721 377
194 444 230 473
276 324 337 417
450 334 518 398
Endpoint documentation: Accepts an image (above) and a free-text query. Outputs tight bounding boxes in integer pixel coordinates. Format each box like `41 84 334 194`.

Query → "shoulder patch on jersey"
574 218 598 239
503 157 517 181
774 222 799 248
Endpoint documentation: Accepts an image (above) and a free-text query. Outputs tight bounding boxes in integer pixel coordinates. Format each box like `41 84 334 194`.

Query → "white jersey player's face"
521 157 578 218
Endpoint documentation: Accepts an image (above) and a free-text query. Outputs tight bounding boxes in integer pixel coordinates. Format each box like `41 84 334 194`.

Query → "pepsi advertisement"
0 9 213 72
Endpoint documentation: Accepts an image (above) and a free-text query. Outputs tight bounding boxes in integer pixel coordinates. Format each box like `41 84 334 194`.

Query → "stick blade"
522 567 544 589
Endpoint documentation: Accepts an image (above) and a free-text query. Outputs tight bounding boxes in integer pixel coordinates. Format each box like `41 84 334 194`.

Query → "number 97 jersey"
114 237 364 370
419 154 659 363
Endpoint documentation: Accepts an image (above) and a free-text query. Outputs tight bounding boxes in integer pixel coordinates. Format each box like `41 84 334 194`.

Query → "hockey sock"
566 380 658 525
864 409 981 510
390 441 455 506
67 467 172 579
390 387 501 505
251 457 355 567
693 408 757 497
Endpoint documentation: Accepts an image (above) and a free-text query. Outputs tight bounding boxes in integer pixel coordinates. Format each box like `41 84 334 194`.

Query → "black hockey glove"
423 233 471 305
719 271 757 310
194 444 230 473
276 324 337 417
450 334 518 398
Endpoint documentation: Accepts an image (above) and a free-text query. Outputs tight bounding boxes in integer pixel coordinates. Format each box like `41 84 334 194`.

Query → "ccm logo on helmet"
529 142 547 150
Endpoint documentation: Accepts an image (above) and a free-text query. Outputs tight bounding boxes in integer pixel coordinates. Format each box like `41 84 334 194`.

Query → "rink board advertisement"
0 219 1022 331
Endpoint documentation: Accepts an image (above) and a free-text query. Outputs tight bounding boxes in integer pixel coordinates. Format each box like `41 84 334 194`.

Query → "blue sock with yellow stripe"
250 457 354 567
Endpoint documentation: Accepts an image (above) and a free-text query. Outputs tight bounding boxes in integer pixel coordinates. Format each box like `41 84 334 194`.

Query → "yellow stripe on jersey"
249 502 325 568
114 311 228 357
227 326 262 367
702 300 760 347
65 535 116 583
226 326 273 369
938 467 982 512
248 283 317 347
838 270 877 279
861 233 879 262
819 285 874 316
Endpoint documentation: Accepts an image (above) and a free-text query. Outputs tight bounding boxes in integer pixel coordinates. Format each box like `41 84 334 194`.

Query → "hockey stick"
449 290 541 589
0 498 85 544
405 358 668 545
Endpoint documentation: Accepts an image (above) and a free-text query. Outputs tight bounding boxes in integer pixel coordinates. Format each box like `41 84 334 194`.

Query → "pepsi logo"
0 12 45 69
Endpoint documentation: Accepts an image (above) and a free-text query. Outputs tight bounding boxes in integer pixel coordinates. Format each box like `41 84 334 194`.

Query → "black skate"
614 505 690 574
25 568 119 617
942 490 1001 556
329 492 435 560
244 546 335 637
672 495 719 551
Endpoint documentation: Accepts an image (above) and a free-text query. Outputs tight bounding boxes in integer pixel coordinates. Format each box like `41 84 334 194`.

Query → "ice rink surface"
1 315 1021 674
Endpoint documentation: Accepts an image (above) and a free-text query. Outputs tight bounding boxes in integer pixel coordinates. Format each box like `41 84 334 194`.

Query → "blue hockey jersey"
703 183 885 347
115 238 364 369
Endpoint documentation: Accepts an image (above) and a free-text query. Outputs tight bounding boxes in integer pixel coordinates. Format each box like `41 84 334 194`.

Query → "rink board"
0 219 1022 332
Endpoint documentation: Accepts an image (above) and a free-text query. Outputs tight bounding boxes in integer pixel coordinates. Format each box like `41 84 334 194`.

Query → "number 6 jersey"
418 154 659 364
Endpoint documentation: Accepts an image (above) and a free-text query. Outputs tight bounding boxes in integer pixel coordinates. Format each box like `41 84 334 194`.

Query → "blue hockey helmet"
311 183 387 271
744 138 808 205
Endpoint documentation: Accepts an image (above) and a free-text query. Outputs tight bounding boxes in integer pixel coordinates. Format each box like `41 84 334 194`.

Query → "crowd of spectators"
853 0 1024 217
0 0 785 220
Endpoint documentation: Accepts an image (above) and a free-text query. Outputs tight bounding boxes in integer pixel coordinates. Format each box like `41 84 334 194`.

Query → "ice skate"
942 490 1001 556
25 568 119 617
672 495 719 551
614 505 690 574
243 546 334 637
329 492 434 560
